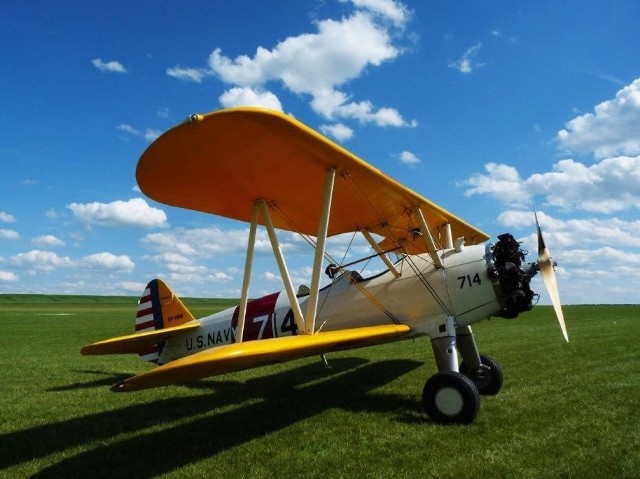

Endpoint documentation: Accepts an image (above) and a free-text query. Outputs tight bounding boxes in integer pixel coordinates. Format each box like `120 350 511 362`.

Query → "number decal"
280 309 298 335
458 273 482 289
252 314 270 340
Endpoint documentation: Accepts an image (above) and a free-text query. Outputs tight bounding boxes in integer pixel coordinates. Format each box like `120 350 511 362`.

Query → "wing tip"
110 380 129 393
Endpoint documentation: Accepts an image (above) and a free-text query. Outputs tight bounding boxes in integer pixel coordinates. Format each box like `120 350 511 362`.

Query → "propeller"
535 211 569 342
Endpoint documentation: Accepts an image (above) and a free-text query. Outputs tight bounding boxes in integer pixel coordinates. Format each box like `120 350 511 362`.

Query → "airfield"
0 296 638 478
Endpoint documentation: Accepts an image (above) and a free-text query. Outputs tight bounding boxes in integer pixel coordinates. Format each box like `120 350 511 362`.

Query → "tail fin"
136 279 195 362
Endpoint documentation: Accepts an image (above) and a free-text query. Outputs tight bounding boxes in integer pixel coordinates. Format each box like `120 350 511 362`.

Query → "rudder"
136 279 195 362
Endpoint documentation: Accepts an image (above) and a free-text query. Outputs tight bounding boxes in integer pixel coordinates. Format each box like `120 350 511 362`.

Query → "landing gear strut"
422 322 481 424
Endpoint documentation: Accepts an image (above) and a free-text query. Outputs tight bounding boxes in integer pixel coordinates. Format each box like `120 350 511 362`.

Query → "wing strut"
413 207 444 269
443 223 454 249
236 202 260 343
361 230 401 278
258 199 307 335
305 167 336 335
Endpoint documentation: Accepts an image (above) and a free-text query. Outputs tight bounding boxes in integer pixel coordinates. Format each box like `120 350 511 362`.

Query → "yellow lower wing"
81 321 201 355
112 324 412 392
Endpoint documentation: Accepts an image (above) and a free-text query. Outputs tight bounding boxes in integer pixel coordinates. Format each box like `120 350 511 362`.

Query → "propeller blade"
535 212 569 342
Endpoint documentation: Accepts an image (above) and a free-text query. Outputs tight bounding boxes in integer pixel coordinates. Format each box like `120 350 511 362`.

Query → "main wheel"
422 372 480 424
459 354 503 396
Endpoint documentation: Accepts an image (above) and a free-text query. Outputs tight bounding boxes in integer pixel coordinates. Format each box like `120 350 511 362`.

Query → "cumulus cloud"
91 58 127 73
118 281 148 293
399 150 420 166
219 87 283 110
557 78 640 158
9 250 73 273
498 210 640 249
0 212 16 223
343 0 410 26
462 163 528 206
320 123 354 141
7 249 134 276
80 252 135 272
448 43 484 74
32 235 65 248
0 271 18 282
0 229 20 240
116 124 140 135
208 271 233 282
167 1 415 127
462 156 640 213
117 124 163 143
166 65 208 82
491 210 640 304
143 226 296 258
67 198 168 228
144 128 162 142
264 271 282 282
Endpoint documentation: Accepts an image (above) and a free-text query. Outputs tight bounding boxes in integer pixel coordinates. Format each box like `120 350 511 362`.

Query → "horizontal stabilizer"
112 323 412 392
81 321 201 356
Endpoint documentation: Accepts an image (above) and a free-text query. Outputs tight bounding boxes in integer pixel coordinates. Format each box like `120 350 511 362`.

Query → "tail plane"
81 279 199 358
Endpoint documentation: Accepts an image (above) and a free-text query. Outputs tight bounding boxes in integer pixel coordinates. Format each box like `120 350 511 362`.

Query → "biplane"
82 107 568 424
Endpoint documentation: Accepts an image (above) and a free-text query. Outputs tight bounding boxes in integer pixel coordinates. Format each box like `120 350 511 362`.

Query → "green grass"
0 299 638 478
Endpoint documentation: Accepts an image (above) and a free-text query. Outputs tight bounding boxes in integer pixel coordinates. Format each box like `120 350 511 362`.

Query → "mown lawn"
0 298 638 478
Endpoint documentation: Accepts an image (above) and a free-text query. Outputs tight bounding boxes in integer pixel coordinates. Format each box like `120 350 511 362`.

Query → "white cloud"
0 229 20 240
67 198 168 228
207 12 398 92
91 58 127 73
264 271 282 282
498 210 640 249
116 124 140 135
462 162 528 205
399 150 420 166
80 252 135 272
32 235 65 248
208 271 233 282
448 42 484 74
320 123 354 141
118 281 147 293
157 107 170 119
168 4 414 127
166 66 208 82
144 128 162 142
484 210 640 304
343 0 410 27
117 124 162 142
9 250 73 273
557 78 640 158
219 87 283 110
462 156 640 214
0 271 18 282
0 212 16 223
143 226 290 258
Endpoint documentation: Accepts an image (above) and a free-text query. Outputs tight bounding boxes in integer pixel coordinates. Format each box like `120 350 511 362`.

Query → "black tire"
422 372 480 424
459 354 504 396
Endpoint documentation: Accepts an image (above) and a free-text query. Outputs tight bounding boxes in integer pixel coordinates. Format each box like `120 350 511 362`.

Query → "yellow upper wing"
112 324 411 392
137 107 489 253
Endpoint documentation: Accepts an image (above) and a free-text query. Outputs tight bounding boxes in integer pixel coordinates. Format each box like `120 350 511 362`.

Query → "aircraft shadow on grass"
0 358 423 477
47 370 132 391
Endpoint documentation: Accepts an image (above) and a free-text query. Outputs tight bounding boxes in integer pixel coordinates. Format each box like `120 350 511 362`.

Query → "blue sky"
2 0 640 304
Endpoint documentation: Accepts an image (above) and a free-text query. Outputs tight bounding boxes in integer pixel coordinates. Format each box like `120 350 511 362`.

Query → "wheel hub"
434 386 464 416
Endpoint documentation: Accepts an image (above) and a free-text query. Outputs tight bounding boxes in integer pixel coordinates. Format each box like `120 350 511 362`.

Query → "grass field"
0 296 638 478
